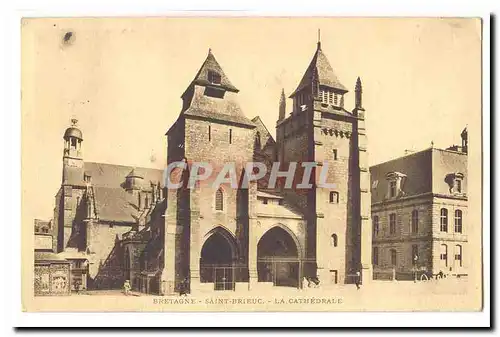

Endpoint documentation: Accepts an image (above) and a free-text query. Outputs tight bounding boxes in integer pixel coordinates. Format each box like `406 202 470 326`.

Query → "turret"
62 118 84 185
125 168 144 193
278 89 286 121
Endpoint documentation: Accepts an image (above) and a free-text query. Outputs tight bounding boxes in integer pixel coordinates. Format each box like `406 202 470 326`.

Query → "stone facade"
48 39 372 294
370 131 468 280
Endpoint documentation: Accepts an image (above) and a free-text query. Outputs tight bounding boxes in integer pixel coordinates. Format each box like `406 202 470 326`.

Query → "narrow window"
412 245 418 266
331 234 338 247
333 149 338 160
411 210 419 234
389 180 397 198
390 249 397 266
389 213 396 235
208 125 211 142
455 245 462 267
328 91 333 104
329 191 339 204
440 244 448 267
334 93 338 105
215 189 224 211
455 209 463 233
373 216 379 237
229 129 232 144
373 247 379 265
262 198 268 205
255 131 261 148
440 208 448 232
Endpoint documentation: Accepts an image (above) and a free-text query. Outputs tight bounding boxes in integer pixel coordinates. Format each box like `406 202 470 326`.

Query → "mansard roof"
290 42 348 98
370 147 468 204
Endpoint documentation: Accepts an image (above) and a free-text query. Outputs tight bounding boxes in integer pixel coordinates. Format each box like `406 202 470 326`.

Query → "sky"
21 17 481 220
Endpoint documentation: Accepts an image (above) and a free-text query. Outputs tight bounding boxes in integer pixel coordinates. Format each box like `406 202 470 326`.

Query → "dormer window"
389 181 397 198
208 70 221 85
445 172 464 194
386 172 407 199
455 179 462 193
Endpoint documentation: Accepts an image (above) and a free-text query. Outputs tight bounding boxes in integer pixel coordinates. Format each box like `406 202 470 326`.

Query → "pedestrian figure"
355 271 361 290
179 277 188 296
123 279 131 296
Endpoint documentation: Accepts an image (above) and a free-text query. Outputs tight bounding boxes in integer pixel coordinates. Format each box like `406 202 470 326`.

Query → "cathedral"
50 39 372 295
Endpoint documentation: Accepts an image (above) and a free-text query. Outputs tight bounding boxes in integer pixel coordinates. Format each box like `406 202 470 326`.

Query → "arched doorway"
257 226 301 288
200 228 237 291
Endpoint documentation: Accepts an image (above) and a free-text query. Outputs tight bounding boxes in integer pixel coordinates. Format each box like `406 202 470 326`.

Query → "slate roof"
290 43 348 97
84 162 164 189
93 186 141 223
251 116 276 150
182 50 239 97
370 148 467 204
183 107 256 128
179 50 256 128
34 251 70 263
431 148 468 196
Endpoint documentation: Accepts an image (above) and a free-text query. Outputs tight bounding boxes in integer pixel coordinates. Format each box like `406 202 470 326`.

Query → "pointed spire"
290 39 347 98
181 49 239 99
279 88 286 121
355 76 363 109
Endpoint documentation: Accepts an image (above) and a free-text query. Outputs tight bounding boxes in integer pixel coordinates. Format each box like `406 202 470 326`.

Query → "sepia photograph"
18 15 485 320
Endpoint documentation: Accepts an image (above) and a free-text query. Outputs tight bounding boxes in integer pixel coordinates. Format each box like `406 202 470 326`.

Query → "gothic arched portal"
199 227 238 290
257 226 301 288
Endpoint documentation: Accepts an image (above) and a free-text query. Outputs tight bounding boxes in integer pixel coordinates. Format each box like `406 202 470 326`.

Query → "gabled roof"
251 116 276 149
182 49 239 98
93 186 141 223
84 162 163 189
290 43 347 98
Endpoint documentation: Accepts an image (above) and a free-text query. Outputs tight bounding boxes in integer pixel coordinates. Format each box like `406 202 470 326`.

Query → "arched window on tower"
255 131 261 149
331 234 338 247
329 191 339 204
215 188 224 211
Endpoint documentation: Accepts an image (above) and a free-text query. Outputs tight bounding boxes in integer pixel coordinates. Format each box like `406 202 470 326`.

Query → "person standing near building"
123 280 131 296
355 271 361 290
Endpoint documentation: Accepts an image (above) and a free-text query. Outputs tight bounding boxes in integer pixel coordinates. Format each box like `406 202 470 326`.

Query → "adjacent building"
370 129 468 280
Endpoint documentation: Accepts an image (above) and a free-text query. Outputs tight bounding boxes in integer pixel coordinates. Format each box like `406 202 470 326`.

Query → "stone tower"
53 119 86 252
162 49 257 294
276 40 371 284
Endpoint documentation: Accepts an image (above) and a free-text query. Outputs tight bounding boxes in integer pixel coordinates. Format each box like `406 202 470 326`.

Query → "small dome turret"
125 168 144 191
64 118 83 140
63 119 83 159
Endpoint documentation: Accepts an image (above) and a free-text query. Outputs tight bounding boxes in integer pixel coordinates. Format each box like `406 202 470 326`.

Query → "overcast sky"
21 17 481 219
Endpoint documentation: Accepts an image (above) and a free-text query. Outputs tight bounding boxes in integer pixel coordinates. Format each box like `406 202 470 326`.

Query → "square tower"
163 50 257 293
276 40 372 285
